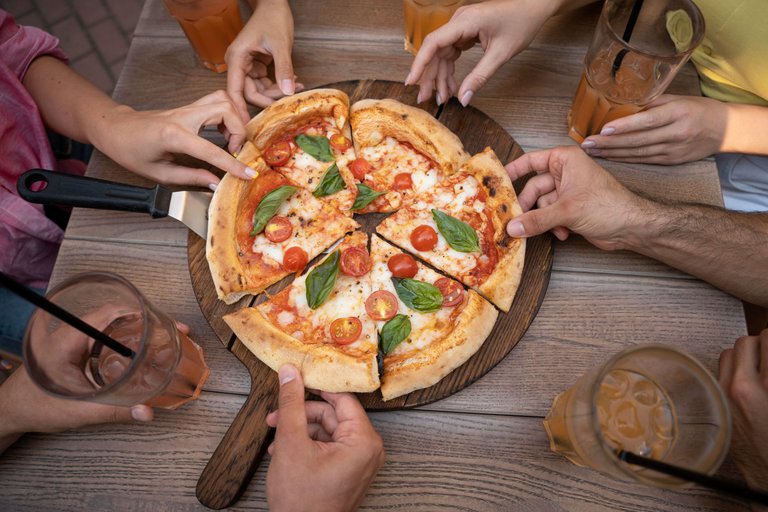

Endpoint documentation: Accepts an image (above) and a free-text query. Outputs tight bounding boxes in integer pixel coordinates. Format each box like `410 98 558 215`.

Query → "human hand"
580 95 728 165
98 91 256 189
226 0 302 120
505 146 649 250
405 0 557 105
719 329 768 494
265 365 385 512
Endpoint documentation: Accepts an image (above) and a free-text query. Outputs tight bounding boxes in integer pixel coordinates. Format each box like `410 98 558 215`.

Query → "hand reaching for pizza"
225 0 303 121
405 0 556 106
265 365 386 512
504 146 647 250
718 330 768 495
99 91 257 189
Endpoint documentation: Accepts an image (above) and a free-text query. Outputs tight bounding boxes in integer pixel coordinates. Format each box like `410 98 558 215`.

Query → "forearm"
720 103 768 156
21 55 132 153
622 200 768 307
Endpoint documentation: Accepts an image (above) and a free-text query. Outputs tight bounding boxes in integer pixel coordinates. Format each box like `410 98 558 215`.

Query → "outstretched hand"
266 365 385 512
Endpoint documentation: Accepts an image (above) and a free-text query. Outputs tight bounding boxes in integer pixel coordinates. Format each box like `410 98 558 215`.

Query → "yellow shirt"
691 0 768 105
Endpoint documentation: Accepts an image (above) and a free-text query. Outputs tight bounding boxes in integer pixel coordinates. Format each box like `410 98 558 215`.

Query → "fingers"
226 61 251 123
516 173 556 212
594 103 676 137
733 336 760 381
163 131 254 181
505 149 559 181
275 364 309 443
243 78 277 109
144 162 221 189
129 405 154 422
506 206 565 239
436 59 451 106
457 43 508 106
271 48 295 96
319 391 368 424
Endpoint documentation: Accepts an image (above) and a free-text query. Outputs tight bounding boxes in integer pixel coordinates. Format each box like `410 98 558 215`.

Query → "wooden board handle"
196 374 279 509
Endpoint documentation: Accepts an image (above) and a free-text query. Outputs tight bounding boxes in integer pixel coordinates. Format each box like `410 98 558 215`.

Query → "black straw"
617 449 768 506
0 272 135 358
611 0 645 78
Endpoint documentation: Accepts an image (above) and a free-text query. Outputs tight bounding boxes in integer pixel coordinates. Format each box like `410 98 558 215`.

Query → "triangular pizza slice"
223 232 380 392
376 148 526 312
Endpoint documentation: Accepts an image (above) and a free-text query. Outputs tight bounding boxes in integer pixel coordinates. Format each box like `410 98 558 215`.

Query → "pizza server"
17 169 211 239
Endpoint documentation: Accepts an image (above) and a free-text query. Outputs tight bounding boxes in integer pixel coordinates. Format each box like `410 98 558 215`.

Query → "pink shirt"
0 10 71 288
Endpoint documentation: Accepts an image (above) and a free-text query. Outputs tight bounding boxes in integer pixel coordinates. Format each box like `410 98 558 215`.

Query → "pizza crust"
380 290 498 401
350 98 469 176
224 307 380 393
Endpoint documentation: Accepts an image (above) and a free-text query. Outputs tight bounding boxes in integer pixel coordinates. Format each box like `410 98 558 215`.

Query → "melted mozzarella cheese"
411 168 439 194
277 311 295 327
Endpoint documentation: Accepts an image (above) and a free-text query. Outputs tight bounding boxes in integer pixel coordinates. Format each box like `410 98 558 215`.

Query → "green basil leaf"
250 185 298 236
432 209 480 253
313 163 346 198
295 134 334 162
351 183 386 210
392 277 443 313
381 314 411 355
306 250 340 309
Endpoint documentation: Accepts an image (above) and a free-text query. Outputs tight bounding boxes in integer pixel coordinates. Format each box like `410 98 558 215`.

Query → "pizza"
207 88 526 399
376 148 525 312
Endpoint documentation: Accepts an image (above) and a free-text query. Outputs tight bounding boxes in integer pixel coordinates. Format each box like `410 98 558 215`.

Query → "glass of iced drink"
23 272 209 409
543 344 730 488
162 0 244 73
403 0 464 55
567 0 705 143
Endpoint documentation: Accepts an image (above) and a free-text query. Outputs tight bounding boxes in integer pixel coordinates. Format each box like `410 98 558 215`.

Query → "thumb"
506 207 564 239
272 49 295 96
275 364 308 442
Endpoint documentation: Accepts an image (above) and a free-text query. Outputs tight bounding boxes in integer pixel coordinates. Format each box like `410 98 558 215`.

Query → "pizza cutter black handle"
17 169 171 218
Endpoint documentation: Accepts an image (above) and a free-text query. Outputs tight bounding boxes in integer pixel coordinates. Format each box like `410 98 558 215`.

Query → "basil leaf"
306 250 340 309
392 277 443 313
295 134 334 162
381 314 411 355
432 209 480 253
313 163 346 198
250 185 298 236
351 183 386 210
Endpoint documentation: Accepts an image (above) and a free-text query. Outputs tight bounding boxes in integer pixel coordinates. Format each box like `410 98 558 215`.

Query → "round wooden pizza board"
189 79 553 509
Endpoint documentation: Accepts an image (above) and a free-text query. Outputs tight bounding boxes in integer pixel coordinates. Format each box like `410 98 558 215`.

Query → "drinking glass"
23 272 210 409
403 0 464 55
543 344 731 488
567 0 705 142
162 0 244 73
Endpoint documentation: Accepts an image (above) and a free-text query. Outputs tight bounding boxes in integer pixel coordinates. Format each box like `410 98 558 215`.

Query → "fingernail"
404 71 414 85
436 92 443 106
208 183 218 192
280 79 295 95
278 364 297 385
245 167 258 178
600 126 615 136
507 221 525 237
131 406 152 422
416 91 425 104
584 148 600 156
581 140 596 148
460 90 474 107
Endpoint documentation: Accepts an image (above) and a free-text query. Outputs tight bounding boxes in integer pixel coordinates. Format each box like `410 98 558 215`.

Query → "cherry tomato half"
329 134 351 152
434 278 465 307
282 246 308 273
387 253 418 278
264 216 293 243
349 158 372 181
330 317 362 344
340 246 371 277
264 141 292 167
410 225 438 251
392 172 413 191
365 290 399 321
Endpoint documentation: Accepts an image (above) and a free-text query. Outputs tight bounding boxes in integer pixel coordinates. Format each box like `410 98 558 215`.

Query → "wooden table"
0 1 750 510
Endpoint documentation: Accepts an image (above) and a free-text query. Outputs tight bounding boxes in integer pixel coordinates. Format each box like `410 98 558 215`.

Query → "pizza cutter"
17 169 212 239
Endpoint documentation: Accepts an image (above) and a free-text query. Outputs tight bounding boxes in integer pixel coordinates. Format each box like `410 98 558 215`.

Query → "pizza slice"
207 169 358 304
237 89 359 212
376 148 526 312
223 232 380 392
348 98 469 213
368 235 498 401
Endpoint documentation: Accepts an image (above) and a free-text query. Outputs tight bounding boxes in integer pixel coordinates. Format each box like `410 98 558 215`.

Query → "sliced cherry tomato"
264 216 293 243
387 253 418 278
349 158 372 181
434 278 465 307
392 172 413 191
282 246 308 273
411 225 438 251
329 134 351 152
365 290 399 321
264 141 292 167
340 246 371 277
330 317 362 344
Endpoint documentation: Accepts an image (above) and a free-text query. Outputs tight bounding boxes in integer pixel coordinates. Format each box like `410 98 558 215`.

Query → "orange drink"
403 0 464 55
